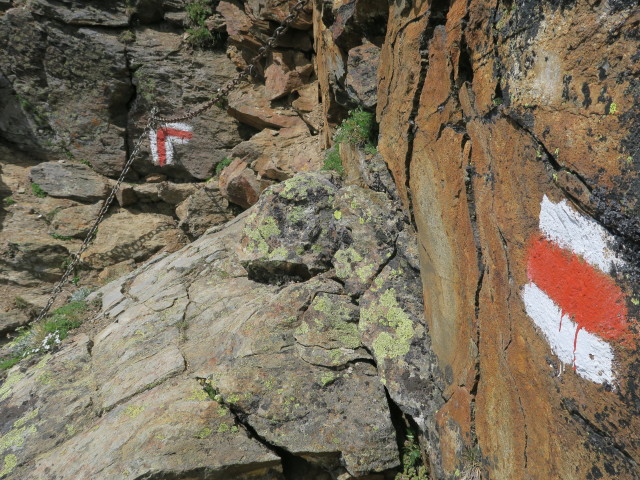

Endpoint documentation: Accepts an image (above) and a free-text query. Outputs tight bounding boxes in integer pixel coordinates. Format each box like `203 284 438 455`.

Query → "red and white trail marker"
522 195 629 384
149 123 193 166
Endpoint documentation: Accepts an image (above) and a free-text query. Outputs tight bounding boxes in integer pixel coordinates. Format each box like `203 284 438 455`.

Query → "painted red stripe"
527 236 628 341
155 128 193 166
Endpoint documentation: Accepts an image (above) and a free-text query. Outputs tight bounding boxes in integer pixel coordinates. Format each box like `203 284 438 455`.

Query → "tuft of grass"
334 108 376 147
118 30 136 44
215 156 233 176
0 300 89 370
322 147 344 176
3 197 16 206
31 182 47 198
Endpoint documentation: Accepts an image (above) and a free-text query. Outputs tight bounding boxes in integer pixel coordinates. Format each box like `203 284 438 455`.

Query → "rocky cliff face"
0 0 638 479
373 0 639 478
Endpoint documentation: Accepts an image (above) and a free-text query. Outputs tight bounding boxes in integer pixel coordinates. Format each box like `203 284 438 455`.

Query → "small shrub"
334 108 376 147
31 182 47 198
215 156 233 176
395 430 429 480
322 147 344 176
2 197 16 206
186 0 213 26
186 27 214 48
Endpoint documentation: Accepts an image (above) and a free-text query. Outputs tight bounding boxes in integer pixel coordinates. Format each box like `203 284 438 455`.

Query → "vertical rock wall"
376 0 639 478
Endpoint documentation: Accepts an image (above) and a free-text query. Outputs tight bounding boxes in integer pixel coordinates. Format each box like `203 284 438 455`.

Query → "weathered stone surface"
345 42 380 108
218 158 273 209
234 125 323 181
82 211 186 268
0 9 131 175
377 1 640 478
265 50 313 100
238 173 341 282
175 182 234 239
27 0 131 26
29 162 108 202
48 203 102 239
228 84 306 130
127 28 246 181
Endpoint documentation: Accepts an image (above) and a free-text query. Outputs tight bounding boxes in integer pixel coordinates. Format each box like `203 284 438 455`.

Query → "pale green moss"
0 454 17 477
361 288 414 359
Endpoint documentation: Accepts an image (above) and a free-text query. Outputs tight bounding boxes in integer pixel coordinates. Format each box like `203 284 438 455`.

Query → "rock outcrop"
1 0 638 479
0 166 436 479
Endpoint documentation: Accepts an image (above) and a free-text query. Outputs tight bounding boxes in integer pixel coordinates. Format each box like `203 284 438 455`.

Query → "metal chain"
152 0 309 124
33 0 309 323
33 112 156 324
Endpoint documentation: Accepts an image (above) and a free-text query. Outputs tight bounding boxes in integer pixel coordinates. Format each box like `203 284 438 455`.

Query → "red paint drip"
155 127 193 166
527 236 628 342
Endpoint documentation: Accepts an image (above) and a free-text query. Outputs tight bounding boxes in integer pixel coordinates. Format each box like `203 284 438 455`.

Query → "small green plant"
118 30 136 44
50 233 73 241
215 157 233 176
31 182 47 198
492 97 503 106
43 301 87 340
0 355 21 370
71 276 80 286
2 197 15 206
364 143 378 156
14 297 29 310
395 430 428 480
186 0 213 26
186 27 214 48
322 147 344 175
334 108 376 147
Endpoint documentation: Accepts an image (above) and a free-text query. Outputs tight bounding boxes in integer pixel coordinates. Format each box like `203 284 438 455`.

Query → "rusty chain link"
33 0 310 324
152 0 309 123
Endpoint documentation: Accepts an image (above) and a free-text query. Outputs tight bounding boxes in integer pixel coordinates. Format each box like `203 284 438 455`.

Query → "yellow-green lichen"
0 454 17 477
0 371 25 402
188 388 210 402
0 425 36 453
13 409 39 429
320 372 337 386
268 246 288 259
333 210 342 220
360 288 414 359
196 427 213 439
333 247 364 280
217 423 239 434
123 405 145 418
279 175 332 201
244 216 281 256
287 206 306 223
65 424 77 437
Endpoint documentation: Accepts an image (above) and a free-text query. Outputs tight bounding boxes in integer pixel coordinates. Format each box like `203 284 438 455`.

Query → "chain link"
33 113 156 324
33 0 309 323
152 0 309 124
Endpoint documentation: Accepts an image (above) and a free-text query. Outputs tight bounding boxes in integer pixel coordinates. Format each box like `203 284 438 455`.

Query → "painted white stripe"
539 195 622 273
522 282 615 384
148 123 193 166
149 128 159 165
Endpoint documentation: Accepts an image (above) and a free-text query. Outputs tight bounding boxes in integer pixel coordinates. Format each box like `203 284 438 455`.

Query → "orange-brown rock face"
377 0 640 478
